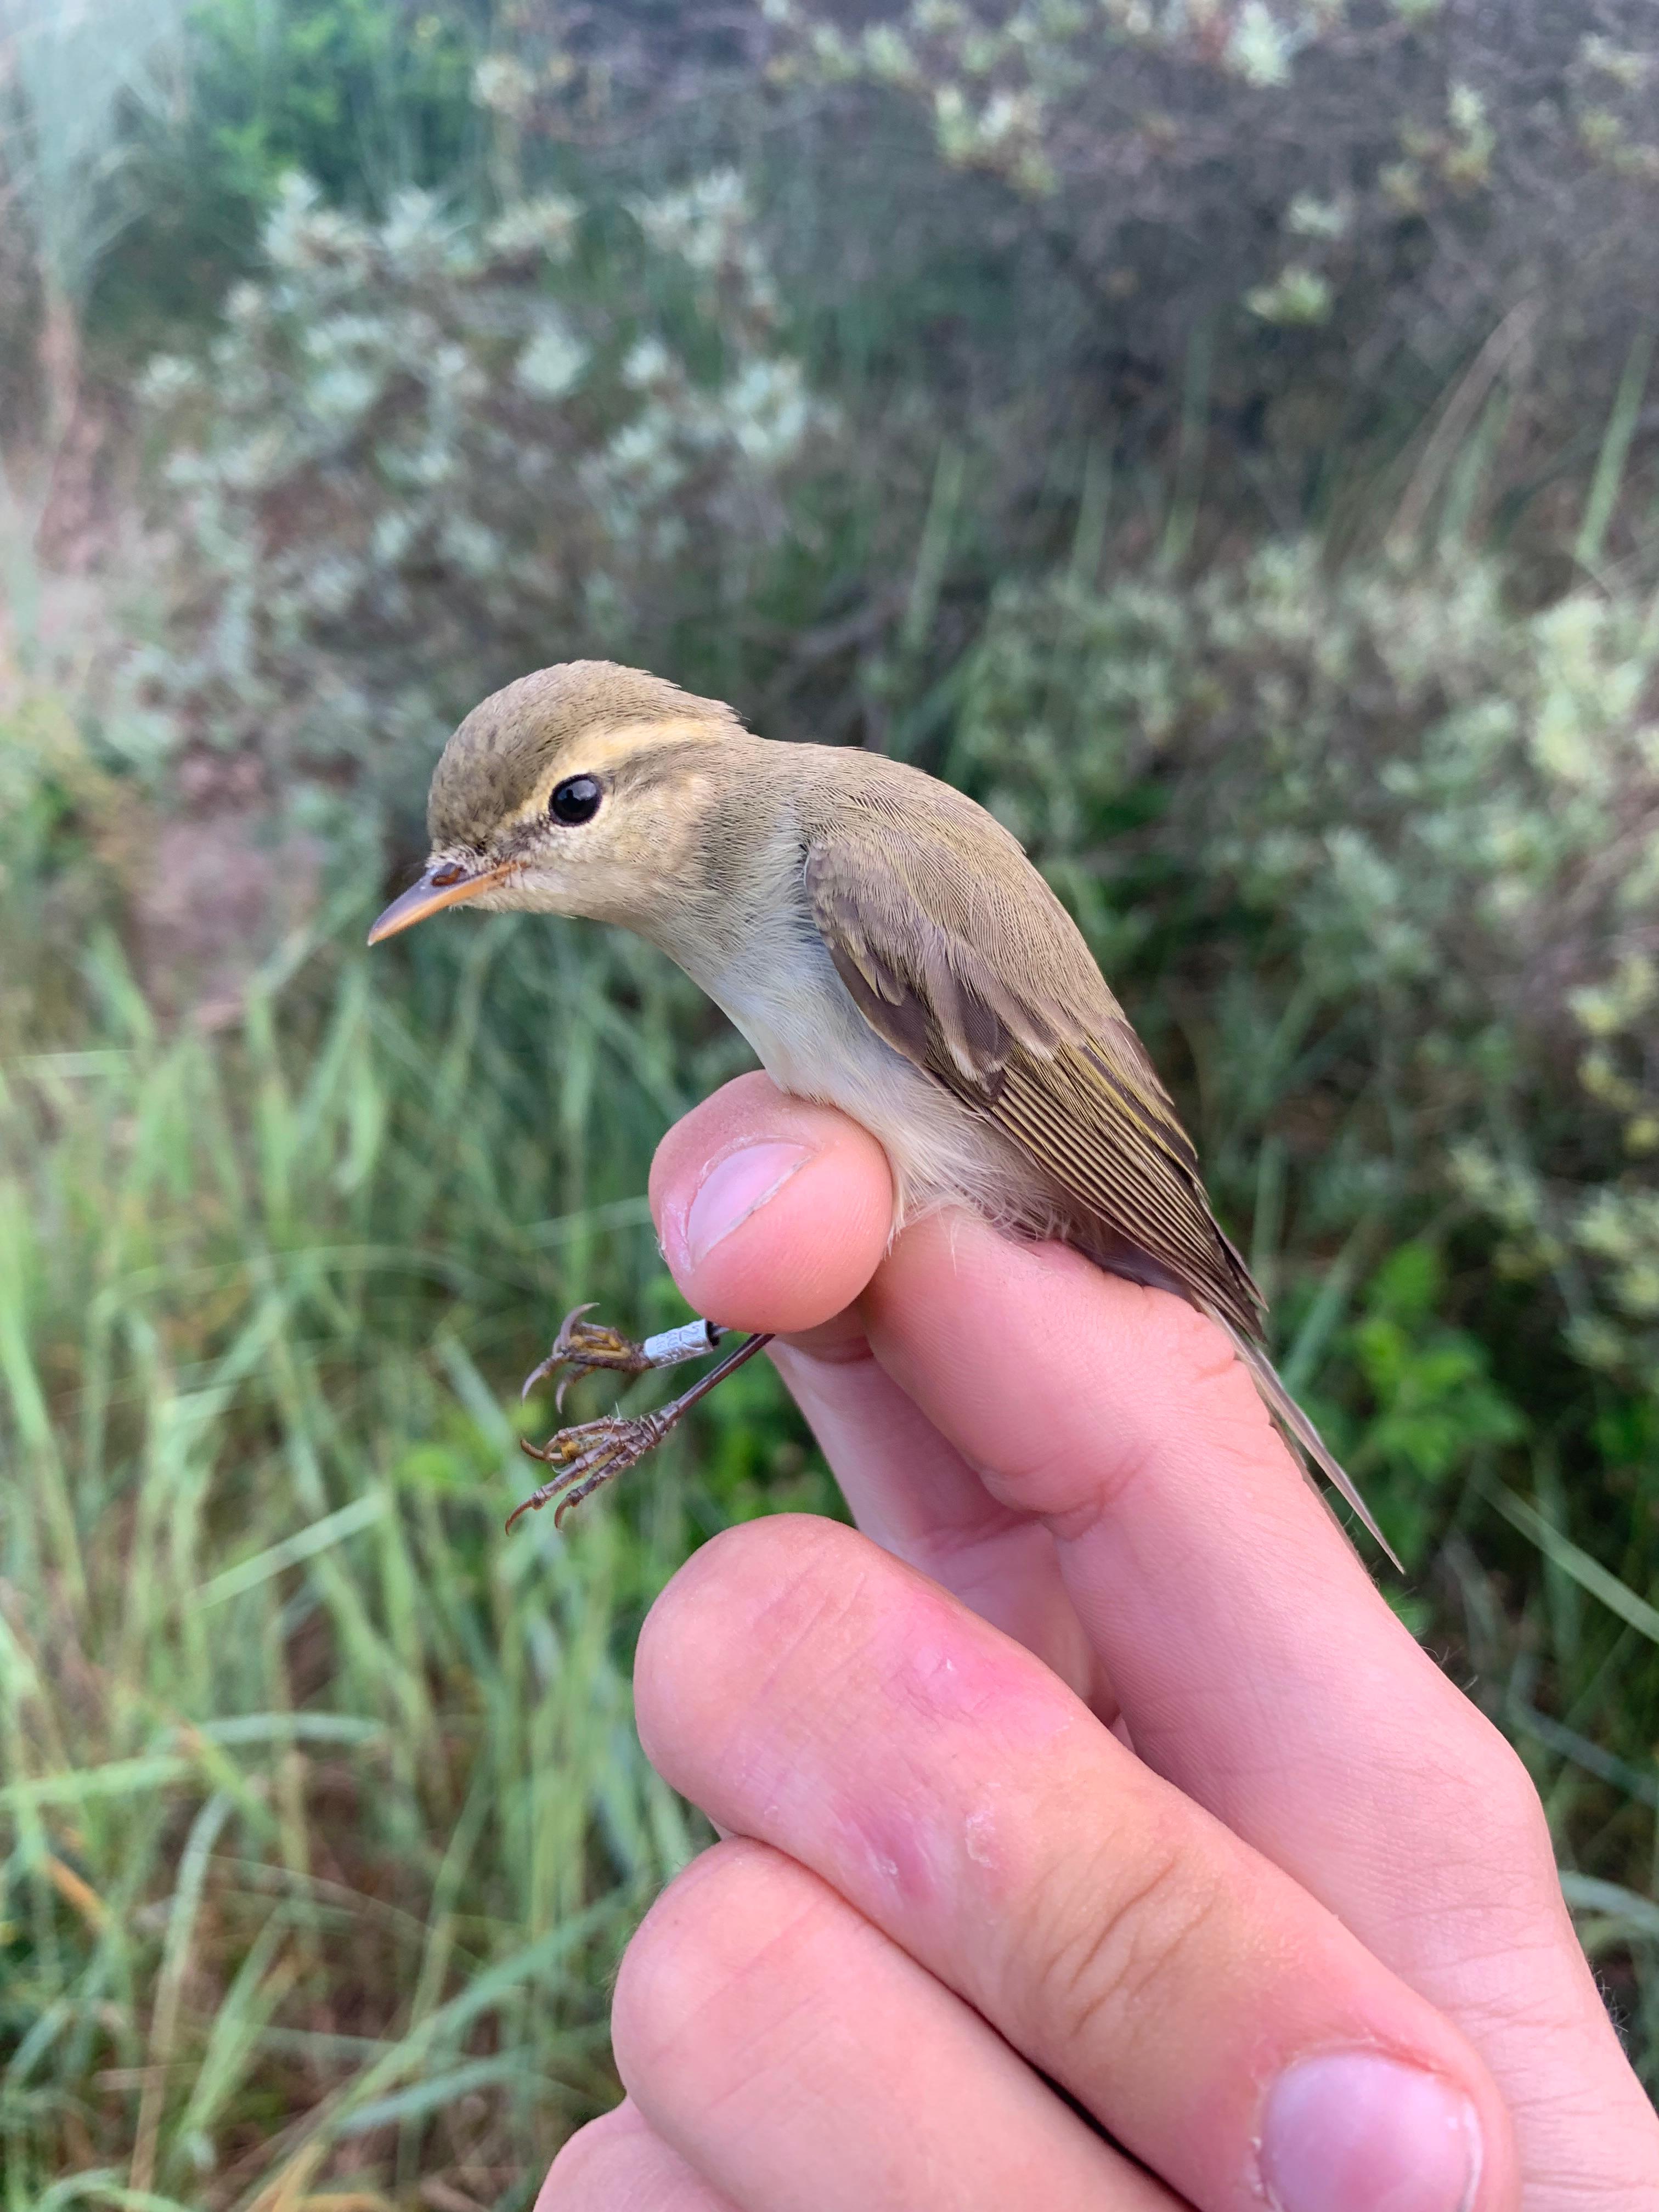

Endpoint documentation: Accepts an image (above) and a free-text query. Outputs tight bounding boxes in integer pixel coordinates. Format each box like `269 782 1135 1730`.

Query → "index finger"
645 1080 1641 2180
861 1210 1637 2159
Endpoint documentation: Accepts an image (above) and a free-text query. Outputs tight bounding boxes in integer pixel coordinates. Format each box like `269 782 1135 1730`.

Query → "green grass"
0 896 832 2207
4 851 1657 2207
7 466 1659 2194
5 108 1659 2180
4 0 1658 2182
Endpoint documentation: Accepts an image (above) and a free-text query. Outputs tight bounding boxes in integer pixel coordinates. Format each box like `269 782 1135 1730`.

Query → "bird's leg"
521 1302 733 1412
510 1328 775 1532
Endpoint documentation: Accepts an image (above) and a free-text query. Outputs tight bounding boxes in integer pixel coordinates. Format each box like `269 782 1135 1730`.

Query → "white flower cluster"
953 540 1659 1394
769 2 1659 361
139 170 828 843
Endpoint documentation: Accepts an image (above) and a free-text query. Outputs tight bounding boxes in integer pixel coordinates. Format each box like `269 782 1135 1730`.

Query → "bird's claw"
521 1302 656 1412
509 1408 671 1531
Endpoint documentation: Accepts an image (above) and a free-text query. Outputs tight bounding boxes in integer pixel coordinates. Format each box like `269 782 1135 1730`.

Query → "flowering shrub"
137 170 827 845
952 542 1659 1402
760 0 1659 468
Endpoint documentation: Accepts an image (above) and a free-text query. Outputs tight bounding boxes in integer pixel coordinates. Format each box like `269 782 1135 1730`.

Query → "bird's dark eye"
549 774 602 826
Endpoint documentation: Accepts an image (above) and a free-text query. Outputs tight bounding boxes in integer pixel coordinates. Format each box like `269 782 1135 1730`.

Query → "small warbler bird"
370 659 1396 1564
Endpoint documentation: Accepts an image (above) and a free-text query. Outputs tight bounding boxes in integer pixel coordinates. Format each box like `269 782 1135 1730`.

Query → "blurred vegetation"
3 0 1659 2201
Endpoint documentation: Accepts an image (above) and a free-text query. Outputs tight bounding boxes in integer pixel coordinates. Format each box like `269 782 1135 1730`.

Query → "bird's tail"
1227 1327 1403 1572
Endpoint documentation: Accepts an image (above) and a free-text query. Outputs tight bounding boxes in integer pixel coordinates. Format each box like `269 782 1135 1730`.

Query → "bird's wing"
802 789 1266 1342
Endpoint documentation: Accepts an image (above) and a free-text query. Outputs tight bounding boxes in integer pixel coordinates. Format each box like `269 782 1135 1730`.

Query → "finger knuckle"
1407 1684 1550 1847
611 1839 828 2097
1142 1289 1235 1379
538 2109 638 2207
1026 1832 1222 2052
610 1844 756 2081
1457 1722 1553 1860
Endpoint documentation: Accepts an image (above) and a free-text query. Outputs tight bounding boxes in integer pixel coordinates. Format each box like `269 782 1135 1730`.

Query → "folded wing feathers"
797 794 1410 1555
803 812 1265 1341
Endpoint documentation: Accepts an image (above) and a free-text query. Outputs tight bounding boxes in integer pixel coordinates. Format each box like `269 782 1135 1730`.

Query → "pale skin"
538 1075 1659 2212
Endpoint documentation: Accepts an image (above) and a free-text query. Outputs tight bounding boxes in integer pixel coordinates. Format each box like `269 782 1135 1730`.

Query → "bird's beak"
366 857 520 945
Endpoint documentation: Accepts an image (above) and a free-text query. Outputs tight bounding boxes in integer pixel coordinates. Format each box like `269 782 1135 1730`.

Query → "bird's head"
367 661 746 947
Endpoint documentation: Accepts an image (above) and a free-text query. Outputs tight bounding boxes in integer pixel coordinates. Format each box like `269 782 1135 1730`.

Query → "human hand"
541 1073 1659 2212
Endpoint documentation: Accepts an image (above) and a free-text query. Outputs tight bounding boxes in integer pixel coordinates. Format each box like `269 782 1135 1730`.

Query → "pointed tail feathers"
1227 1327 1403 1572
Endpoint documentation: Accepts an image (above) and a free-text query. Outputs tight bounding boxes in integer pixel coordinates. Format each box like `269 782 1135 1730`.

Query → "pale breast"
695 912 1055 1239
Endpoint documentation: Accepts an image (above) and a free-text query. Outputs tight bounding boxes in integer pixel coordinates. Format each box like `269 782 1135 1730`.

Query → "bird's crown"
427 660 740 850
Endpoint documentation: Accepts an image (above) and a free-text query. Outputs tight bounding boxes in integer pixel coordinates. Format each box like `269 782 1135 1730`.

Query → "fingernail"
683 1143 812 1269
1260 2052 1480 2212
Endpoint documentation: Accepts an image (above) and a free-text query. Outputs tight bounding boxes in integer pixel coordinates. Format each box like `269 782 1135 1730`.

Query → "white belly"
695 921 1046 1237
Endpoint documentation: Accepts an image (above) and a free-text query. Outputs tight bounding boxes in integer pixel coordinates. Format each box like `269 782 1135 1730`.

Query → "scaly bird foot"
508 1323 771 1535
510 1407 674 1531
521 1303 654 1412
521 1304 727 1411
